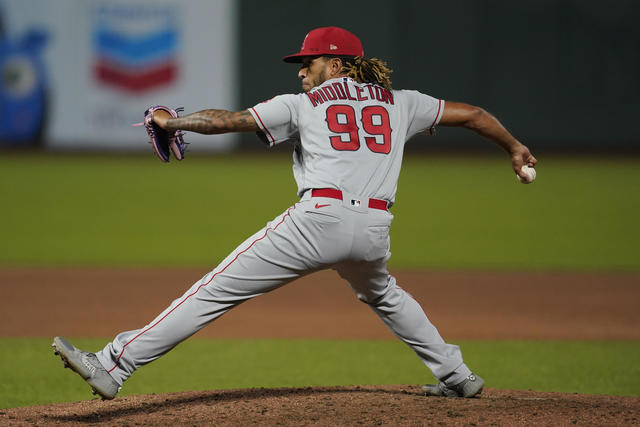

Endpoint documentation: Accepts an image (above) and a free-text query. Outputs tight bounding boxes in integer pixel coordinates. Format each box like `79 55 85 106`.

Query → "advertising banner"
1 0 237 150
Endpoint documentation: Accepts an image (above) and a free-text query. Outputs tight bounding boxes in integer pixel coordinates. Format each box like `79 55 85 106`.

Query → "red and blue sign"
92 4 179 93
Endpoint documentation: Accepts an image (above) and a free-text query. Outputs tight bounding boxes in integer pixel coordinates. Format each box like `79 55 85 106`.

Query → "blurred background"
1 0 639 409
1 0 638 152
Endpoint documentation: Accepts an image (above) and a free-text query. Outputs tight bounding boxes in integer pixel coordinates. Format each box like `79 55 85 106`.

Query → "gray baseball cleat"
52 336 121 400
422 374 484 398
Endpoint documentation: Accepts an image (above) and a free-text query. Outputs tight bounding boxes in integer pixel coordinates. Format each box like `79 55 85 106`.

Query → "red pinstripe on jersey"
428 99 443 134
250 107 276 144
107 205 297 373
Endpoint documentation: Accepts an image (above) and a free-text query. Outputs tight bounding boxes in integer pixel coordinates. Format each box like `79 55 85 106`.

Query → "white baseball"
517 165 536 184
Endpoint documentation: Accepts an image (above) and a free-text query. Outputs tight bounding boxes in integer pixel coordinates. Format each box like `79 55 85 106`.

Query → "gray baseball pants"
96 191 472 386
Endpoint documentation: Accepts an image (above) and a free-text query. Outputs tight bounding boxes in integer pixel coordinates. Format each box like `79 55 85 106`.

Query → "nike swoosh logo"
315 203 331 209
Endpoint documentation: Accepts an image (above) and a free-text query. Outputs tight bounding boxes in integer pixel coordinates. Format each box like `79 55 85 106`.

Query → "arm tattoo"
164 109 258 135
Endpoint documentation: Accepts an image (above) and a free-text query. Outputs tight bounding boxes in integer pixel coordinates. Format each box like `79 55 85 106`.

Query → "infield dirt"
1 268 639 425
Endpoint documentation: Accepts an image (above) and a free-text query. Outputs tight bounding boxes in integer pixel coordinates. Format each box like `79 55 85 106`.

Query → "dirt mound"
2 386 639 426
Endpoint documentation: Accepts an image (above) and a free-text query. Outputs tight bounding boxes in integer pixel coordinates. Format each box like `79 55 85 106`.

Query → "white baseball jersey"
249 77 444 204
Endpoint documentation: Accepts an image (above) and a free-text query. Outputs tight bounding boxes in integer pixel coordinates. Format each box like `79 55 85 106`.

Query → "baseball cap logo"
330 44 338 50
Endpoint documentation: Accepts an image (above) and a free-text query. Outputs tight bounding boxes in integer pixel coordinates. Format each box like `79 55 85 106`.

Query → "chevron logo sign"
92 4 179 93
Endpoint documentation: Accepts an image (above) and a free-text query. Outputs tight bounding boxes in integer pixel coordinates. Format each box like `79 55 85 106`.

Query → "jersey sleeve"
249 94 300 146
398 90 445 139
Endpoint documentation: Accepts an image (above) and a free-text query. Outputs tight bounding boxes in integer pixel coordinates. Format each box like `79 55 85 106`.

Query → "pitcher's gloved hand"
133 106 187 162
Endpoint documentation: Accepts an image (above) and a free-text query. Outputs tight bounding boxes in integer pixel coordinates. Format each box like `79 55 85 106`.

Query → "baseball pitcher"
53 26 537 400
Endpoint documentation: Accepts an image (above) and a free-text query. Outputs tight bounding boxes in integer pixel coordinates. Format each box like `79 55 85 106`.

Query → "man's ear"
328 58 343 77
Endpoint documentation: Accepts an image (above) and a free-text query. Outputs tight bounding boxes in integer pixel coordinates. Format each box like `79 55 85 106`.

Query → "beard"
314 69 328 88
302 68 329 92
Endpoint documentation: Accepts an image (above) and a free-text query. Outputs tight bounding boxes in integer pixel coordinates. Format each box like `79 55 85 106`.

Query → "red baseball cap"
283 27 364 63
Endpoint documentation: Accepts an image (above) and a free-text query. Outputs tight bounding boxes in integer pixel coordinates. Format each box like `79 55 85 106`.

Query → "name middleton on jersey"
306 78 394 108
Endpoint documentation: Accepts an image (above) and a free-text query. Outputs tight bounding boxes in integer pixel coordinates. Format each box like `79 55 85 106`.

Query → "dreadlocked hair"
341 56 393 91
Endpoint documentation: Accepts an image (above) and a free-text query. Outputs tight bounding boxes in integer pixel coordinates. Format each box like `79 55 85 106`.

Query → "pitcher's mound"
3 385 639 426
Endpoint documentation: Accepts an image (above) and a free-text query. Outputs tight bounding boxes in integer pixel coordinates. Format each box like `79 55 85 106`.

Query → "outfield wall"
237 0 639 151
1 1 638 151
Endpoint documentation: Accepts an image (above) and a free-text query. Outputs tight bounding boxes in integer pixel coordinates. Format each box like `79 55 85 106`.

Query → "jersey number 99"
325 105 392 154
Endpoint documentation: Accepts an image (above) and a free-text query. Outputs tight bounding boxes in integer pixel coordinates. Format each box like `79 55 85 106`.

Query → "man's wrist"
505 140 524 155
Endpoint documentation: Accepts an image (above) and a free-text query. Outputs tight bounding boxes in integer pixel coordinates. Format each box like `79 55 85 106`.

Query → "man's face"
298 56 328 92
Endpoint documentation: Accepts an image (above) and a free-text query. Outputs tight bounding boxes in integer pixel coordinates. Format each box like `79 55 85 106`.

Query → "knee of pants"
355 282 405 308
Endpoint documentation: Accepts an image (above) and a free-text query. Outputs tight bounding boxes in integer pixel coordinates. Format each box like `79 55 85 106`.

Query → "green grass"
393 156 640 271
0 338 638 408
0 153 638 271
